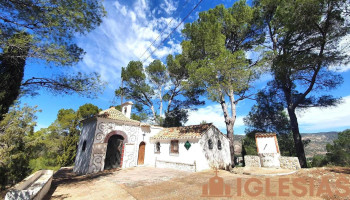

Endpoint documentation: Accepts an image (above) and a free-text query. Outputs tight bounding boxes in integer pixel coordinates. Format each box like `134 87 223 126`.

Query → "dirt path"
45 167 350 200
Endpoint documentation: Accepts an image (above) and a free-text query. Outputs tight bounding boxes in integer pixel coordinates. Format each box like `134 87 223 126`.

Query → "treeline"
116 0 350 169
0 103 100 189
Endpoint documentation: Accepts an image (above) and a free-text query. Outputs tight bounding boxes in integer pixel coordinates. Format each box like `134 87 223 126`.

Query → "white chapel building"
73 102 231 175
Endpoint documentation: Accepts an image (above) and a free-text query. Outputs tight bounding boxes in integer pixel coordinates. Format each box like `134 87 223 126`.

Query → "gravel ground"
43 166 350 200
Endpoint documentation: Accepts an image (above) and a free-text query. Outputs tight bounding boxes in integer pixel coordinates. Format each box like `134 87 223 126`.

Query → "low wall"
5 170 53 200
244 156 261 167
155 159 196 172
279 156 301 170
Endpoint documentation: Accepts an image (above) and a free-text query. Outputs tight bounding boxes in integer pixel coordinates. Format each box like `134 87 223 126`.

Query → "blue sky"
21 0 350 135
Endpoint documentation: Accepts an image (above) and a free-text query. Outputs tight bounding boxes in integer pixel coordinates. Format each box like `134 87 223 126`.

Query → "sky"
21 0 350 135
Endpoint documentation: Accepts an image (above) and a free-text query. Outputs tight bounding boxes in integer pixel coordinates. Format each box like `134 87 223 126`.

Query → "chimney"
121 101 133 119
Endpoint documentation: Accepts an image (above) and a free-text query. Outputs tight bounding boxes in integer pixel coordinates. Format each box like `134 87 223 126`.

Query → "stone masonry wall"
279 156 301 170
244 155 261 167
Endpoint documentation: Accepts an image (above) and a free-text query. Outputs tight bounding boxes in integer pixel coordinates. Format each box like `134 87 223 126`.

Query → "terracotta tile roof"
150 123 213 140
255 132 277 137
97 107 140 124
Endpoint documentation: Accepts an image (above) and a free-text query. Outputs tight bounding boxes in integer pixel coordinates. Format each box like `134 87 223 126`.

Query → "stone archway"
104 130 128 143
103 131 128 169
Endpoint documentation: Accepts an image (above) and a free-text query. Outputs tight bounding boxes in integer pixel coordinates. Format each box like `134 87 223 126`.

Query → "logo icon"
201 169 232 197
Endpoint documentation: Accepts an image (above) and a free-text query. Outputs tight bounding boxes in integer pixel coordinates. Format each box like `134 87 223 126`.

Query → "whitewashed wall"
74 119 97 174
147 138 201 169
142 126 163 166
146 126 232 172
199 127 231 171
88 118 143 173
74 116 164 174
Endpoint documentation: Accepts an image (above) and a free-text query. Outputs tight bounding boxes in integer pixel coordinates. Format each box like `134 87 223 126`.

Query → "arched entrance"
138 142 146 165
104 135 124 170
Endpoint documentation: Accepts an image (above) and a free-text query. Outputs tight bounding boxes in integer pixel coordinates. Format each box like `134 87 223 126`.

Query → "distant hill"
301 132 338 157
232 132 338 157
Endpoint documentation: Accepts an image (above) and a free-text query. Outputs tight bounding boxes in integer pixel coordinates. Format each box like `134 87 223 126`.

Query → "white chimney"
121 101 133 119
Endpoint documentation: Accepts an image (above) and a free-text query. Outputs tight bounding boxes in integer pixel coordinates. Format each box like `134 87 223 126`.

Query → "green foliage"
244 87 298 156
0 104 39 189
146 60 168 90
181 1 265 166
57 109 77 132
325 129 350 167
162 107 188 127
116 58 203 125
241 132 258 156
0 0 106 118
244 88 291 135
308 130 350 168
77 103 101 120
278 133 297 156
29 157 61 173
0 0 106 65
0 102 102 189
116 61 156 120
131 113 148 122
57 103 100 166
58 132 79 167
310 155 328 167
255 0 349 167
0 33 31 120
27 124 65 174
111 104 148 122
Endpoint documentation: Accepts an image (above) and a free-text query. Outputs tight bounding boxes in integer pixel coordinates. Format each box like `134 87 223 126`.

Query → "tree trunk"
150 105 157 123
287 107 307 168
159 87 163 117
219 94 236 168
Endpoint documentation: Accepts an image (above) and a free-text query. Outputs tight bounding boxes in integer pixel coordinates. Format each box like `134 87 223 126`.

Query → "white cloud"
160 0 178 15
186 104 245 132
186 96 350 134
76 0 183 86
329 34 350 72
297 95 350 131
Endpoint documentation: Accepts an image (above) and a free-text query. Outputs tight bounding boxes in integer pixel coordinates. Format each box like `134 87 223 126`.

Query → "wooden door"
138 142 145 165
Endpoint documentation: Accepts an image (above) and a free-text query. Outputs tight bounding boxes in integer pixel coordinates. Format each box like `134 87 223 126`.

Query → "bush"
311 155 328 167
325 129 350 167
29 157 61 173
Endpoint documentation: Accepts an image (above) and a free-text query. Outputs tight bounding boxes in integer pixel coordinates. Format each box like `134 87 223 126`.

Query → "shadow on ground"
43 167 120 200
328 167 350 174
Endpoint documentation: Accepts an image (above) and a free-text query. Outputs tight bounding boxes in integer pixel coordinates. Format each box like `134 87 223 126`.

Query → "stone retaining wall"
279 156 301 170
244 155 261 167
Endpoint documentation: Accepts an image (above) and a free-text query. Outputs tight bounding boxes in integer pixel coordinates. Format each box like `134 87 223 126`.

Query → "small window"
217 140 222 150
124 107 127 114
82 140 87 152
155 142 161 153
208 139 213 150
170 140 179 154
